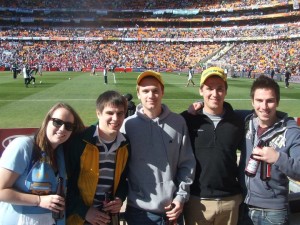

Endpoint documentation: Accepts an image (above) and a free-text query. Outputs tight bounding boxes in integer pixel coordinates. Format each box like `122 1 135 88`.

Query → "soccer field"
0 71 299 128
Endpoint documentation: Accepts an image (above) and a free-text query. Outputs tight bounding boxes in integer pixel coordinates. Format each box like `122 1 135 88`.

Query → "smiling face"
96 103 125 141
200 76 227 115
137 77 164 118
46 107 74 149
252 88 278 128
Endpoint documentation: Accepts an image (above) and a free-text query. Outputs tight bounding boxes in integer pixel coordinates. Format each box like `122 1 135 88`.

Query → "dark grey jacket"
240 111 300 209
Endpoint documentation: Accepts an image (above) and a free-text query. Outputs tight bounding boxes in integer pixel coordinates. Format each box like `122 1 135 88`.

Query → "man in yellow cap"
181 66 244 225
121 70 195 225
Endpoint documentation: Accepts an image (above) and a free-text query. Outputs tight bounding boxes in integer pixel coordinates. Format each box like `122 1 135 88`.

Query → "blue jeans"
125 205 183 225
248 207 289 225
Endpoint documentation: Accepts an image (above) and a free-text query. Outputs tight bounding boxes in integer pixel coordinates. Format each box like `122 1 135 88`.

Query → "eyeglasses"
50 118 74 131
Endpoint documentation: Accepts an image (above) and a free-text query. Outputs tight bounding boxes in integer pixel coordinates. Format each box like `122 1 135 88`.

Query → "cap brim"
200 67 227 85
137 70 164 86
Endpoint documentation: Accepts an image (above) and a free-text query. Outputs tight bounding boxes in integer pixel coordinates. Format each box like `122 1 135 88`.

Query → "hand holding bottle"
252 145 280 164
245 140 266 177
85 207 111 225
253 144 279 181
52 177 65 220
102 192 122 225
103 196 123 214
164 201 183 225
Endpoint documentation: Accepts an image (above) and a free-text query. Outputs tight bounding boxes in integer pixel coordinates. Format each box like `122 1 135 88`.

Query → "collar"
92 124 126 153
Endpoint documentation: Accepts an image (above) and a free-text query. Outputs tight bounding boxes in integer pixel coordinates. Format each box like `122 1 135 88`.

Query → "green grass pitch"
0 71 299 128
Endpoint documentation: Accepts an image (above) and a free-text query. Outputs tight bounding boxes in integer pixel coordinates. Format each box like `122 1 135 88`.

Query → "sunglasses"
51 118 74 131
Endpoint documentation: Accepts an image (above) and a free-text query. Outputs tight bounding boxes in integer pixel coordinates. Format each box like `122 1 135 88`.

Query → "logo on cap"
200 67 227 85
137 70 164 87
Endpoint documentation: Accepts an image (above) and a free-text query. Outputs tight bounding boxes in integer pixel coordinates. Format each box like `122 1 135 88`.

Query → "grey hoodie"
121 104 196 213
241 111 300 209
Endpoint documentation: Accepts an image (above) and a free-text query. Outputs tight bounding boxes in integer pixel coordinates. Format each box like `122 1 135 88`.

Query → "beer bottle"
245 140 265 177
165 203 177 225
52 177 64 220
104 192 119 225
260 141 271 181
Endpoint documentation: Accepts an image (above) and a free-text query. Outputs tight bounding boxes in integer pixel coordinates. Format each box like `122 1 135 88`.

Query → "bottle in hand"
104 192 119 225
165 203 177 225
260 161 271 181
245 140 266 177
52 177 64 220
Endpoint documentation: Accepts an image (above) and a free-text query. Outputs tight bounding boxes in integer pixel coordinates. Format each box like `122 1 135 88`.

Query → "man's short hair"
250 75 280 104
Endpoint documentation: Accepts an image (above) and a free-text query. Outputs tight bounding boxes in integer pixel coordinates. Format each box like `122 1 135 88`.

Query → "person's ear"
199 87 203 96
96 110 101 119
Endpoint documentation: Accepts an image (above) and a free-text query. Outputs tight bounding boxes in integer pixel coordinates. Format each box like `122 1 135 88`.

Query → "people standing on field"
284 68 291 88
11 62 18 79
185 66 195 87
103 65 108 85
90 64 96 76
111 64 117 83
23 64 30 88
28 66 36 86
38 63 43 76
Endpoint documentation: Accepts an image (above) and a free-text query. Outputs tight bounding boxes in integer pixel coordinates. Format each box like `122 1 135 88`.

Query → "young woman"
0 102 85 225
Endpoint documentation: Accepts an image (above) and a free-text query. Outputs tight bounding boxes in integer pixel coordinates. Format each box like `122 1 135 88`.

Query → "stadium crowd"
1 22 299 39
0 0 299 75
0 0 290 10
0 40 221 71
0 26 299 75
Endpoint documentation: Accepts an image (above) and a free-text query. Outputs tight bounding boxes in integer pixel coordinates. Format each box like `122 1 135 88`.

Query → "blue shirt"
0 136 66 225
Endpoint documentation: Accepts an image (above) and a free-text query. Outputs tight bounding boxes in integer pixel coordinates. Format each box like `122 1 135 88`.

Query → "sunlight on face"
97 104 125 141
46 107 74 149
252 88 278 127
200 76 227 115
137 77 164 117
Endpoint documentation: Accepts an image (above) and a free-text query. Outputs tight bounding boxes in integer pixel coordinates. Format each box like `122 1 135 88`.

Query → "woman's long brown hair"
31 102 85 169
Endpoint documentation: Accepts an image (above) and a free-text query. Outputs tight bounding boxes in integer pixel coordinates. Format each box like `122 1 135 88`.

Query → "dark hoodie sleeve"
66 130 91 220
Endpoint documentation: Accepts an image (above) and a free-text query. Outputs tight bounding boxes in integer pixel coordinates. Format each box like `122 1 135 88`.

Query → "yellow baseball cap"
137 70 164 87
200 67 227 85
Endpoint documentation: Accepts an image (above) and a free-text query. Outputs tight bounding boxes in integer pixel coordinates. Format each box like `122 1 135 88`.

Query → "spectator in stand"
187 75 300 225
238 75 300 225
181 67 244 225
66 90 130 225
1 28 300 74
0 102 85 225
121 70 195 225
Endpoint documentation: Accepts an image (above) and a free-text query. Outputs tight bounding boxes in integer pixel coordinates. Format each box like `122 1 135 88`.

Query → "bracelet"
36 195 41 207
